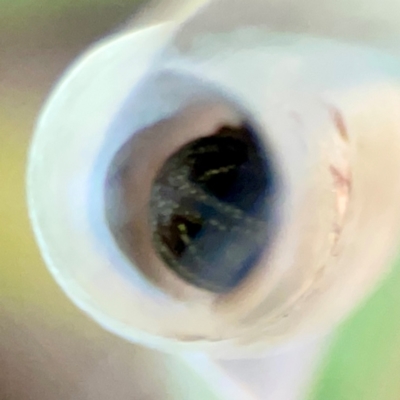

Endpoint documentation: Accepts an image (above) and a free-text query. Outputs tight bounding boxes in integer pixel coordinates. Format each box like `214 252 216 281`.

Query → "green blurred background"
1 1 400 399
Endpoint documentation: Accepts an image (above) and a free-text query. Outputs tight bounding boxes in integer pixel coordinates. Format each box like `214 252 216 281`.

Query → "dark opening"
149 123 277 293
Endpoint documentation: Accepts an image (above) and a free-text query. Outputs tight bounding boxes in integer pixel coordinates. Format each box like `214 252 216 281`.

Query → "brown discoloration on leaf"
330 106 349 142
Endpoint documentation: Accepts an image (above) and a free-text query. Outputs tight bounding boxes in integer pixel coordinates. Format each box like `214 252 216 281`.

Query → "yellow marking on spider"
178 223 191 245
198 165 236 181
178 223 187 233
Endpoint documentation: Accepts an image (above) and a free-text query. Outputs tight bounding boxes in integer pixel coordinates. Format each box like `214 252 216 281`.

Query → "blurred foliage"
308 256 400 400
